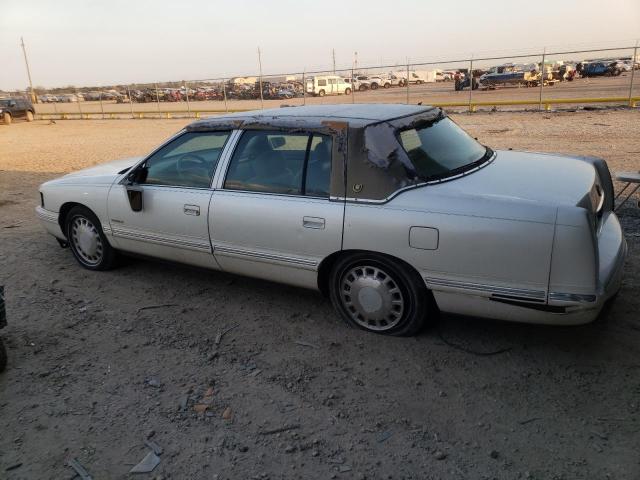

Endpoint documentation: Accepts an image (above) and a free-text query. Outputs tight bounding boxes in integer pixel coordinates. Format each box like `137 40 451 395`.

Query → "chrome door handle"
303 216 325 229
184 204 200 216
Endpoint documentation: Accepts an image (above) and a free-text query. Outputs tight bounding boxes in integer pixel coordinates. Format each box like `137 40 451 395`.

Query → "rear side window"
317 79 327 86
224 131 332 197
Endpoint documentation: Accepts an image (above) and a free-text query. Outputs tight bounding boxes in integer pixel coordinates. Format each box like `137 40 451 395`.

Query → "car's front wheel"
329 253 432 336
344 87 352 95
2 112 11 125
26 111 34 122
65 206 118 270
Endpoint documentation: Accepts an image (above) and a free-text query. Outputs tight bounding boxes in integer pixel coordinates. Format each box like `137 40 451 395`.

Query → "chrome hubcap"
340 265 405 331
71 216 103 265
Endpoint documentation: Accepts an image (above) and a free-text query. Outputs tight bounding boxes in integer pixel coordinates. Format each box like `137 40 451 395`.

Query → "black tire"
0 339 6 373
370 83 378 90
384 82 391 89
358 85 367 91
3 112 11 125
318 89 325 97
65 206 118 271
329 252 432 336
26 110 34 122
344 87 352 95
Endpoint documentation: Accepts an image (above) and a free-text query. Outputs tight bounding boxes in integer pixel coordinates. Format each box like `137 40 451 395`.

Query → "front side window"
142 131 230 188
224 130 332 197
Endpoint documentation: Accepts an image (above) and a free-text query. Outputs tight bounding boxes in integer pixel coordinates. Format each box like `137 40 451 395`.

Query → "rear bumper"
545 210 626 323
430 211 626 326
36 206 66 240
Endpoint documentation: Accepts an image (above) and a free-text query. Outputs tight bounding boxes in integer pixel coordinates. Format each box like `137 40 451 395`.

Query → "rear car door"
107 130 232 268
209 129 345 289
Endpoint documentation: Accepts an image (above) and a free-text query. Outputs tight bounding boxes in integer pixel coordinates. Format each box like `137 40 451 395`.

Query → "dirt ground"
1 109 639 479
33 74 640 117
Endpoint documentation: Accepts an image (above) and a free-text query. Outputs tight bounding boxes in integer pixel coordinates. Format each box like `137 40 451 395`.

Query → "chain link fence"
2 44 638 119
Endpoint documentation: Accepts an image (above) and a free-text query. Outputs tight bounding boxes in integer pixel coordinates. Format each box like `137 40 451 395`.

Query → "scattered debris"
294 340 320 349
434 451 447 460
259 424 301 435
144 439 164 456
67 458 93 480
5 463 22 471
136 304 178 314
377 431 393 443
222 406 233 420
129 451 161 474
489 450 500 459
146 378 161 388
339 465 352 473
518 417 541 425
215 324 239 345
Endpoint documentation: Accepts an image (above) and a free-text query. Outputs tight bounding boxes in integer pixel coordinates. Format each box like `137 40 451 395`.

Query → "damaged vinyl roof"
186 104 437 131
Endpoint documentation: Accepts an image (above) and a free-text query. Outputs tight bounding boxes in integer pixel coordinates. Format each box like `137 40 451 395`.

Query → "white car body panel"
36 105 626 327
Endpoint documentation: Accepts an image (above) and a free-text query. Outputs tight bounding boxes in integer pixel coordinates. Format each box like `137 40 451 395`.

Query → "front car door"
209 129 345 289
106 129 232 268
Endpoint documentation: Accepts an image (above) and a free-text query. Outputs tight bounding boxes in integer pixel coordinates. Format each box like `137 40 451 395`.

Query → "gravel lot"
1 109 639 479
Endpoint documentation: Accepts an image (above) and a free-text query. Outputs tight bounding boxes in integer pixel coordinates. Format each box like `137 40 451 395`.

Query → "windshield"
0 100 12 106
398 117 489 181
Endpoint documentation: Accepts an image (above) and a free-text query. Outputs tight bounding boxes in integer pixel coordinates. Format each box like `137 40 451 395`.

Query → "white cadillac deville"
36 105 626 336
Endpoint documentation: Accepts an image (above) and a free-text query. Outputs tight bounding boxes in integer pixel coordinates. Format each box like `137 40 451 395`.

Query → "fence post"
468 57 474 112
257 47 264 109
222 79 228 112
628 41 638 107
99 88 105 119
185 82 191 117
75 88 82 118
538 47 546 111
155 83 161 116
302 69 306 106
126 85 134 119
406 59 410 104
351 66 355 104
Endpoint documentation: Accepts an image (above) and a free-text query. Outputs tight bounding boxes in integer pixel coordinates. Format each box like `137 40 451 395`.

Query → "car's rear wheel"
344 87 352 95
329 252 432 336
2 113 11 125
26 111 34 122
318 89 325 97
65 206 118 271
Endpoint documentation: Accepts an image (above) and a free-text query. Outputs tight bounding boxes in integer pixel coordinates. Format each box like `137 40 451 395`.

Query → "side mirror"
127 166 148 185
126 185 143 212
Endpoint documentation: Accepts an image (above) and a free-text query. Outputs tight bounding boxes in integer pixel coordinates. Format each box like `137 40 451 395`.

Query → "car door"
106 130 232 268
209 129 345 290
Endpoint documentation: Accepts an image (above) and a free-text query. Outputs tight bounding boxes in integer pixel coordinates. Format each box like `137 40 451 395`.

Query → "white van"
306 75 352 96
407 70 437 84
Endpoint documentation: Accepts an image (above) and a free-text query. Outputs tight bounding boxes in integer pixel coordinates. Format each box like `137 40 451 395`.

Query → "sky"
1 0 639 90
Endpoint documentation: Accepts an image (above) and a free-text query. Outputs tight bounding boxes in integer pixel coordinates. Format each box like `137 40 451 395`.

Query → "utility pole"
354 51 358 73
20 37 35 103
332 49 336 73
257 46 264 109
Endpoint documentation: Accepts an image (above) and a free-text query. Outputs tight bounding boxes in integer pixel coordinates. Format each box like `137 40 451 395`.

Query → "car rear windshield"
397 117 490 181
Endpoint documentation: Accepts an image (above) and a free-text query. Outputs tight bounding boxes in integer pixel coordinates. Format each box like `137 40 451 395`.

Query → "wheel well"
58 202 85 231
316 249 425 298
